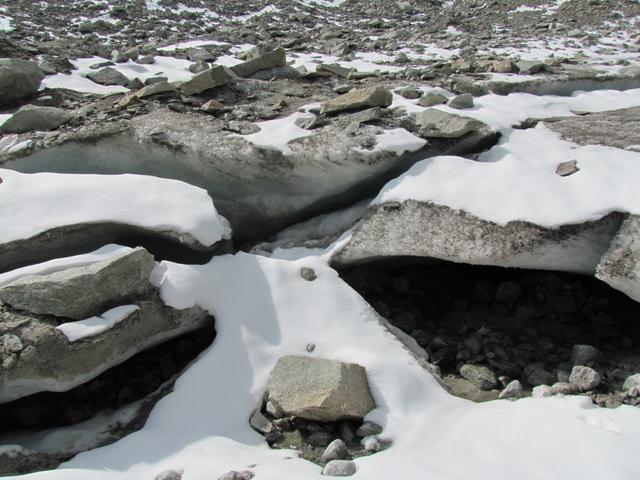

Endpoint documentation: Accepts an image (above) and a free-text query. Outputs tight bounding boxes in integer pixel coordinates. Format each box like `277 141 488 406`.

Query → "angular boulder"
0 58 45 107
1 105 73 134
415 108 490 138
230 47 286 78
0 247 155 319
266 355 376 422
320 86 393 115
86 66 130 87
181 65 237 95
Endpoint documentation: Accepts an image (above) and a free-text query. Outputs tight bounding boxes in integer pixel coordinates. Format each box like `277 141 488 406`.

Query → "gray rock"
418 92 448 107
525 364 556 387
189 61 210 74
516 60 545 74
318 63 352 78
569 366 602 392
596 214 640 302
331 201 622 276
356 421 382 437
415 108 489 138
201 99 226 113
218 471 254 480
0 447 64 477
498 379 523 399
188 48 216 62
322 460 356 477
399 86 421 99
86 67 130 86
492 59 514 73
1 105 73 134
571 344 601 365
550 382 578 395
447 93 474 109
556 160 579 177
154 470 182 480
249 410 274 434
460 364 498 390
0 58 45 107
321 87 392 115
230 48 286 78
181 66 237 95
306 431 334 447
300 267 317 281
623 374 640 396
0 247 155 319
266 355 376 422
532 385 552 398
322 439 348 461
0 298 212 403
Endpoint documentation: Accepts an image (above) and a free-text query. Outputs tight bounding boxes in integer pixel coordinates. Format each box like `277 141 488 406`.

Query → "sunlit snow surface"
57 305 140 342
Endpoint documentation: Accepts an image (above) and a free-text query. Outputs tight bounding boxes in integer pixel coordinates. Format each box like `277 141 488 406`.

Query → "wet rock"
498 379 523 399
460 364 498 390
266 355 376 422
322 439 348 461
181 66 237 95
322 460 356 477
418 92 448 107
415 108 490 138
569 366 601 391
0 247 155 319
86 67 130 86
447 93 474 109
0 58 45 107
320 86 392 115
571 344 601 365
1 105 73 134
443 375 499 402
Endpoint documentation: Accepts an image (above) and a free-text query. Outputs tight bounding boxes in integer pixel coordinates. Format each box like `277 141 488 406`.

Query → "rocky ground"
1 0 640 478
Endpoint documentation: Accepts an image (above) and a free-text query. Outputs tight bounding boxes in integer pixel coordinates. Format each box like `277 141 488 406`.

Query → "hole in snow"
339 258 640 407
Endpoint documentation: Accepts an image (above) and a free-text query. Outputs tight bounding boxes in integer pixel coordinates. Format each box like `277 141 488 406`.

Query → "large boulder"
0 58 45 107
320 87 393 115
331 201 623 275
86 66 130 87
596 214 640 302
0 296 211 403
1 105 73 134
415 108 490 138
181 65 237 95
230 47 286 78
0 247 155 319
266 355 376 422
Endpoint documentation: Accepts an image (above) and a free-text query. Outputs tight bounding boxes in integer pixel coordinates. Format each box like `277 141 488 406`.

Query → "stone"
0 58 45 107
361 435 380 452
356 421 382 437
516 60 545 74
569 366 602 391
318 63 352 78
447 93 474 109
230 48 286 78
155 470 182 480
86 67 130 86
399 86 422 99
556 160 579 177
201 99 226 113
571 344 601 365
550 382 578 395
1 105 73 134
415 108 488 138
320 87 393 115
300 267 317 281
249 410 274 435
137 55 155 65
0 247 155 319
2 334 23 353
459 364 498 390
322 460 356 477
181 66 237 96
623 374 640 396
136 81 176 99
532 385 552 398
322 439 348 462
218 471 254 480
123 47 140 61
189 61 210 74
306 431 335 447
266 355 376 422
495 281 522 304
265 400 283 418
492 59 514 73
498 379 523 399
418 92 448 107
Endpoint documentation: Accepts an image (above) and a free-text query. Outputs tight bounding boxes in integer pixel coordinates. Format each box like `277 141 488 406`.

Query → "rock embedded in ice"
571 344 601 365
569 366 602 392
0 105 73 134
459 364 498 390
361 435 380 452
322 439 349 462
415 108 490 138
322 460 357 477
266 355 376 422
623 374 640 396
300 266 317 281
447 93 474 109
0 58 45 107
320 86 393 115
498 379 523 399
0 247 155 319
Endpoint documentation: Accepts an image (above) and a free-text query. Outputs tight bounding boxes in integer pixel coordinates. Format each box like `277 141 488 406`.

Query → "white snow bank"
14 253 640 480
56 305 140 342
374 125 640 227
0 169 231 245
239 111 315 154
373 128 427 154
0 245 132 287
0 12 12 32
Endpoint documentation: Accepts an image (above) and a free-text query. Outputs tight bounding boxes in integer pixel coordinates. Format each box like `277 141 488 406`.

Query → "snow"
12 252 640 480
158 39 228 51
0 13 12 31
373 128 427 154
0 245 133 287
56 305 140 342
0 113 13 126
233 5 280 22
0 169 231 246
238 111 316 154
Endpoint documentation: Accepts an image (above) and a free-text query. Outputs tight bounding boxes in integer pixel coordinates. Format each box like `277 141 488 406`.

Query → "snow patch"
56 305 140 342
238 111 316 155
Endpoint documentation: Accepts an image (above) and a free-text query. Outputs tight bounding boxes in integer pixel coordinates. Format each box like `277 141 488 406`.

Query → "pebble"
2 334 23 353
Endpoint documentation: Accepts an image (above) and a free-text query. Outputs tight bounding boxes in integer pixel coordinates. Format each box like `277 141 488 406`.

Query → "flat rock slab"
1 105 73 134
267 355 376 422
321 87 393 115
0 247 154 319
415 109 490 138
